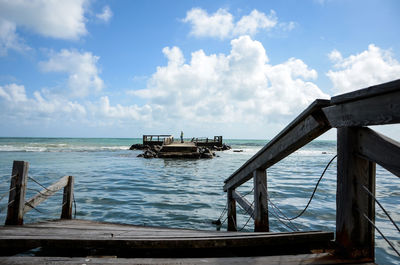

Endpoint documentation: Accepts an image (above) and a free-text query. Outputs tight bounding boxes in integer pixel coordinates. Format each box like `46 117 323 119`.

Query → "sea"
0 137 398 264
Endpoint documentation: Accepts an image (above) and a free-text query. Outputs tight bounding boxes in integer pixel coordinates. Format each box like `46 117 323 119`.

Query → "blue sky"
0 0 399 139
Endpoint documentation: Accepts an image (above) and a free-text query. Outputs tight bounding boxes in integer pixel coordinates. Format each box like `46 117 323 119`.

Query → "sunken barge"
130 135 231 158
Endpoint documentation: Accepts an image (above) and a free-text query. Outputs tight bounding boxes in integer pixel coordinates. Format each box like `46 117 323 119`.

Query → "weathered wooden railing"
223 79 400 261
143 135 173 146
192 136 223 147
5 161 74 225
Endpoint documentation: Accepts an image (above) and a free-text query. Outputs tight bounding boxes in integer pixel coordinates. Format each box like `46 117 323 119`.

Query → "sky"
0 0 399 139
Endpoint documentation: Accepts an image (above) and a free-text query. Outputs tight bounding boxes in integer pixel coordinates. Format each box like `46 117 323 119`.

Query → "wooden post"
5 161 29 225
254 169 269 232
227 189 237 231
61 176 74 219
336 127 375 260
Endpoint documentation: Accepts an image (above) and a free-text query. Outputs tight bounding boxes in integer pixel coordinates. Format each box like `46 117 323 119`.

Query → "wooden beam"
61 176 74 219
232 190 255 220
23 176 69 215
5 161 29 225
323 90 400 128
357 128 400 177
224 113 330 191
336 127 375 260
227 189 237 231
253 169 269 232
330 79 400 105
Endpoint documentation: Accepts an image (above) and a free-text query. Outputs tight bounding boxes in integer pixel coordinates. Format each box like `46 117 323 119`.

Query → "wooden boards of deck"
0 253 376 265
0 219 333 258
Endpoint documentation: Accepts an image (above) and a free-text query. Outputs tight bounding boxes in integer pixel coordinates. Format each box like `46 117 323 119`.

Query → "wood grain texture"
232 190 255 220
253 169 269 232
227 189 237 232
330 78 400 105
5 161 29 226
23 176 69 215
0 253 376 265
336 128 375 260
323 90 400 128
61 176 74 219
0 219 334 258
357 128 400 177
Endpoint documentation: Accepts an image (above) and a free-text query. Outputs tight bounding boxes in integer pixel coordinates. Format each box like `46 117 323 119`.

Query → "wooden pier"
1 79 400 264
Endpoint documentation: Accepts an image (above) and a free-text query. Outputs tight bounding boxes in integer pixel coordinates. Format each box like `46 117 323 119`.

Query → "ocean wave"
0 144 129 152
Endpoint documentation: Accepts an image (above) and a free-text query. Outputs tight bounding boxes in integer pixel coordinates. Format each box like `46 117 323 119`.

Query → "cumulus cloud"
183 8 281 39
0 0 88 40
0 83 152 128
0 18 30 56
327 44 400 94
0 83 86 121
39 49 104 98
131 36 328 127
96 5 113 23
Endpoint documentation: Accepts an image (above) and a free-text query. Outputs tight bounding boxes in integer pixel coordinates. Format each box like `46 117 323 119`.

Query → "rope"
24 201 43 214
239 201 255 231
266 154 337 222
213 188 254 228
26 187 53 197
362 185 400 234
361 210 400 257
268 203 298 231
0 187 15 202
263 188 299 231
28 176 52 191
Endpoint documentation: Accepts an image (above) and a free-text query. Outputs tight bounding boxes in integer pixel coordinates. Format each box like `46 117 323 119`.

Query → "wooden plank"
357 128 400 177
0 220 334 257
23 176 69 215
331 78 400 105
253 169 269 232
336 127 375 260
5 161 29 226
227 189 237 231
0 253 377 265
232 190 255 220
61 176 74 219
323 90 400 127
224 113 330 191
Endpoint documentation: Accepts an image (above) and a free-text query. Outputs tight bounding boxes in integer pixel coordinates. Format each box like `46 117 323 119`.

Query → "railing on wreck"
143 135 174 146
223 79 400 260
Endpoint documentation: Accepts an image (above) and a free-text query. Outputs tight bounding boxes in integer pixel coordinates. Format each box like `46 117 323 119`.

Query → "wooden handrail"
224 99 331 191
223 78 400 260
5 161 74 225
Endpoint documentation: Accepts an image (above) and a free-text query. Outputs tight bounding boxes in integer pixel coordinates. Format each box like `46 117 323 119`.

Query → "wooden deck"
0 219 375 264
0 219 336 258
0 254 376 264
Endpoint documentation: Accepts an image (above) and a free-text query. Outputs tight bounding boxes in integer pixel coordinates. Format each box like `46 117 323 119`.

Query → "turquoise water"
0 137 398 263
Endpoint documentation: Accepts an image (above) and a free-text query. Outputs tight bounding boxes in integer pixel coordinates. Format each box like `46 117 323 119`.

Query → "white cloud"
39 49 104 98
0 83 86 121
96 5 113 23
233 10 277 36
88 96 152 121
0 18 30 56
183 8 281 39
0 83 27 102
131 36 329 127
183 8 234 39
0 0 88 40
327 44 400 94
